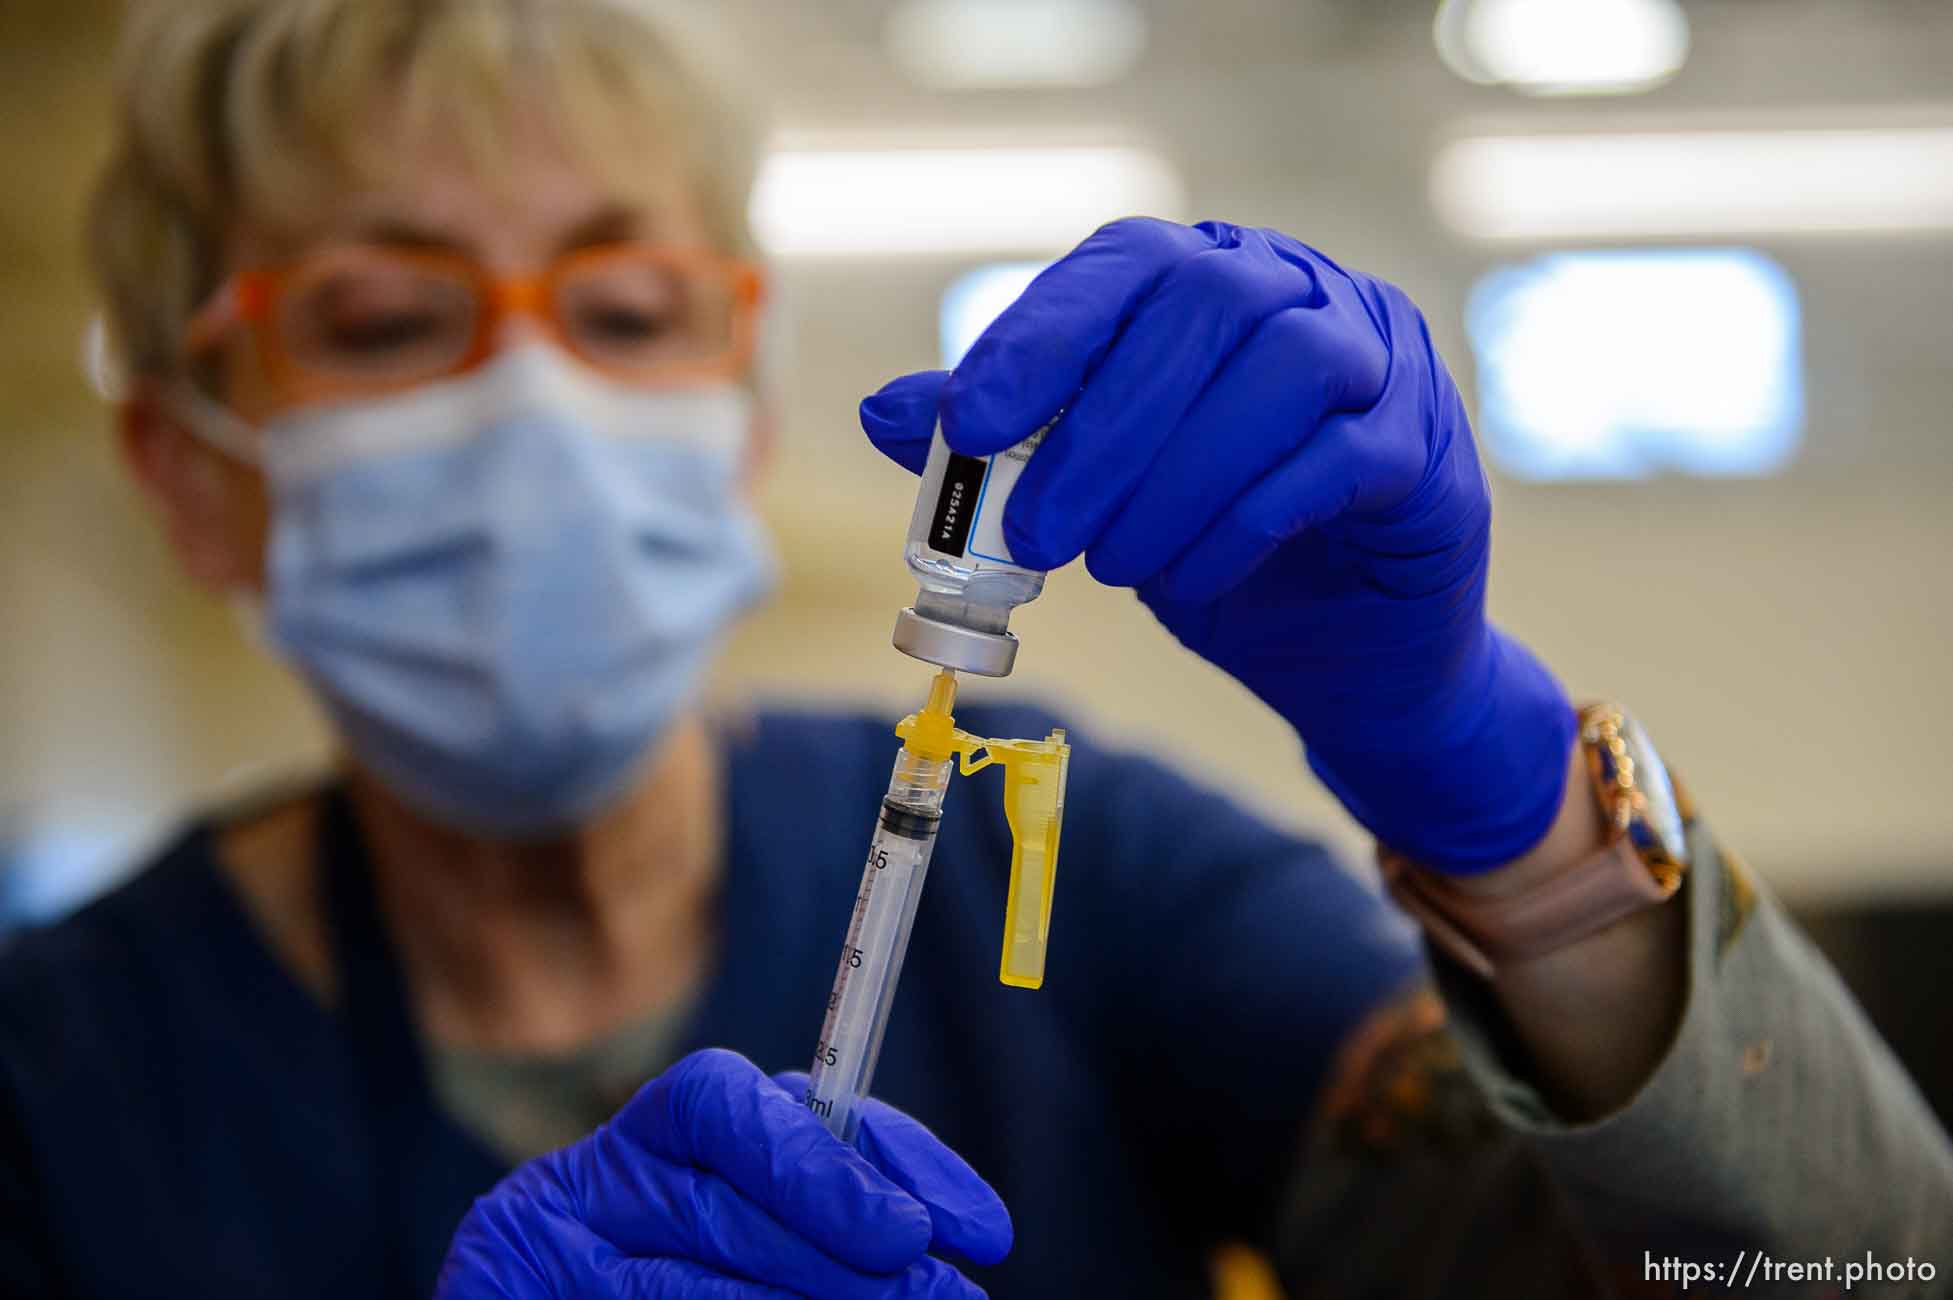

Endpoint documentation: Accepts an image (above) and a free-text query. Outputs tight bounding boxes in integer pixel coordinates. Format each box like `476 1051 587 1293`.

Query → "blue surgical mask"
179 345 776 836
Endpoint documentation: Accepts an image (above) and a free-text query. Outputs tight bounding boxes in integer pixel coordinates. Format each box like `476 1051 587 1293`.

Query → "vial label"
920 422 1051 566
926 452 988 558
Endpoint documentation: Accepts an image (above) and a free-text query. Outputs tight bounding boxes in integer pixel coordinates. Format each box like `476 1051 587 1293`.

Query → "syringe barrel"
803 749 952 1141
886 741 953 810
894 425 1051 677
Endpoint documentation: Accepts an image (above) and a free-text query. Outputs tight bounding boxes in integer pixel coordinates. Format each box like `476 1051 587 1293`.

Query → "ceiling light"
749 143 1184 258
1433 126 1953 240
1435 0 1688 97
885 0 1147 90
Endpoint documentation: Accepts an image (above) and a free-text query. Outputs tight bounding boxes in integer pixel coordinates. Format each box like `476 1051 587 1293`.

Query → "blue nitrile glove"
436 1048 1011 1299
861 218 1575 873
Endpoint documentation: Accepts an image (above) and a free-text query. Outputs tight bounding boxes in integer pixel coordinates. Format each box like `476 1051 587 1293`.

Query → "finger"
938 217 1217 458
1149 413 1375 606
617 1233 984 1296
570 1152 979 1300
1084 291 1389 589
610 1257 806 1300
437 1183 584 1298
1146 264 1473 603
773 1072 1012 1268
854 1102 1012 1268
439 1185 681 1300
988 226 1324 571
859 370 949 475
614 1049 931 1274
441 1194 808 1300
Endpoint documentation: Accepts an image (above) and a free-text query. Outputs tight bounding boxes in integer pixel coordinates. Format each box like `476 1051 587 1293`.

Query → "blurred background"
2 0 1950 1113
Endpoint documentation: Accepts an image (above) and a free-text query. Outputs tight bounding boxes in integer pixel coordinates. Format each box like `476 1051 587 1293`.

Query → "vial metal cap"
892 606 1018 677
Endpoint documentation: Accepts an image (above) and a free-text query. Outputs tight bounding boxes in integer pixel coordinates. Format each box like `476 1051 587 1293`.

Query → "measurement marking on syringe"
805 793 946 1140
808 865 883 1102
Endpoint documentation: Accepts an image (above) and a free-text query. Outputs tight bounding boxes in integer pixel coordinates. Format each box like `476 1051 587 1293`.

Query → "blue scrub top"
0 704 1422 1298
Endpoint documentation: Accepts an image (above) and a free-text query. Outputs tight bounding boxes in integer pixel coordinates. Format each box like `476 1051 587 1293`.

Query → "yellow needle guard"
896 672 1070 989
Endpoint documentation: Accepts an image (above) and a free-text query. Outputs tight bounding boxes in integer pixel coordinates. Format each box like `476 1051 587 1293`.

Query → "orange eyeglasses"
183 241 765 401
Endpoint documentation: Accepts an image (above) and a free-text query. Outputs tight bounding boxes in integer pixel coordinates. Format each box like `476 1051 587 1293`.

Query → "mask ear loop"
163 379 265 466
84 314 271 620
81 309 266 465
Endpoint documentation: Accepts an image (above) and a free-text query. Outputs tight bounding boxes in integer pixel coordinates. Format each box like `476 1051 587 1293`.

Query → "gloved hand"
861 218 1575 873
436 1048 1011 1298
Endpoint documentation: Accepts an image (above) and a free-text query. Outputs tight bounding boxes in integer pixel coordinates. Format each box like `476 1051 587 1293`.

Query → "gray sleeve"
1434 820 1953 1283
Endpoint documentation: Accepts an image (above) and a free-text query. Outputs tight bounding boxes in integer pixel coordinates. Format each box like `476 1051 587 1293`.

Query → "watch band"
1378 835 1676 980
1377 702 1687 979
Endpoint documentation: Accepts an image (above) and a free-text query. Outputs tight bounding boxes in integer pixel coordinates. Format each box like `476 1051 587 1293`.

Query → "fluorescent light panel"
1435 0 1689 97
1434 126 1953 239
885 0 1147 89
750 145 1184 257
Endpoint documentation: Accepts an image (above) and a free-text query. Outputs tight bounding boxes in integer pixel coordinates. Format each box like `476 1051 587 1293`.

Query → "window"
939 261 1050 367
1465 249 1803 479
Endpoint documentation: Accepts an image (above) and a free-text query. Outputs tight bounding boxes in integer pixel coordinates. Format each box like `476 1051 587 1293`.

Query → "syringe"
804 671 959 1141
803 669 1070 1141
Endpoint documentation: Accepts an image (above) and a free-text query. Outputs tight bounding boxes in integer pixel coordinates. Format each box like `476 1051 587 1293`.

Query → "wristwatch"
1378 703 1691 979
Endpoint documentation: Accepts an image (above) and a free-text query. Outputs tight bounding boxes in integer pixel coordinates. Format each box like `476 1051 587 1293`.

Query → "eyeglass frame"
181 239 766 403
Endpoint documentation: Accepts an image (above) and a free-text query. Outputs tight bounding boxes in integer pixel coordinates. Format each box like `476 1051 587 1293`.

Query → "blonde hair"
88 0 762 382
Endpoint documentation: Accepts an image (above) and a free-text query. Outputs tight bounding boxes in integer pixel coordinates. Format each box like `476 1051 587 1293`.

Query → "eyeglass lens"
280 258 478 383
277 251 738 384
556 256 735 374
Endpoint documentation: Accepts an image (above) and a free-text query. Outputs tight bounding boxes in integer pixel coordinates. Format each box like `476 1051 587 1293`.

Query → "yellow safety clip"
896 671 1071 989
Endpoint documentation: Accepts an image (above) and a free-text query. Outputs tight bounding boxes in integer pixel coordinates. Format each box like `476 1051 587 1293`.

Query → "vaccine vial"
892 421 1052 676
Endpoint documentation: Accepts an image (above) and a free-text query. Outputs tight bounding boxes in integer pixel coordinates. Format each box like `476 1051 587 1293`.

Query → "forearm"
1276 823 1953 1297
1429 822 1953 1276
1449 743 1688 1120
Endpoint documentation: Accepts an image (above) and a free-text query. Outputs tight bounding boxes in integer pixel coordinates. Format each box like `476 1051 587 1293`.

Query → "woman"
3 1 1947 1297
